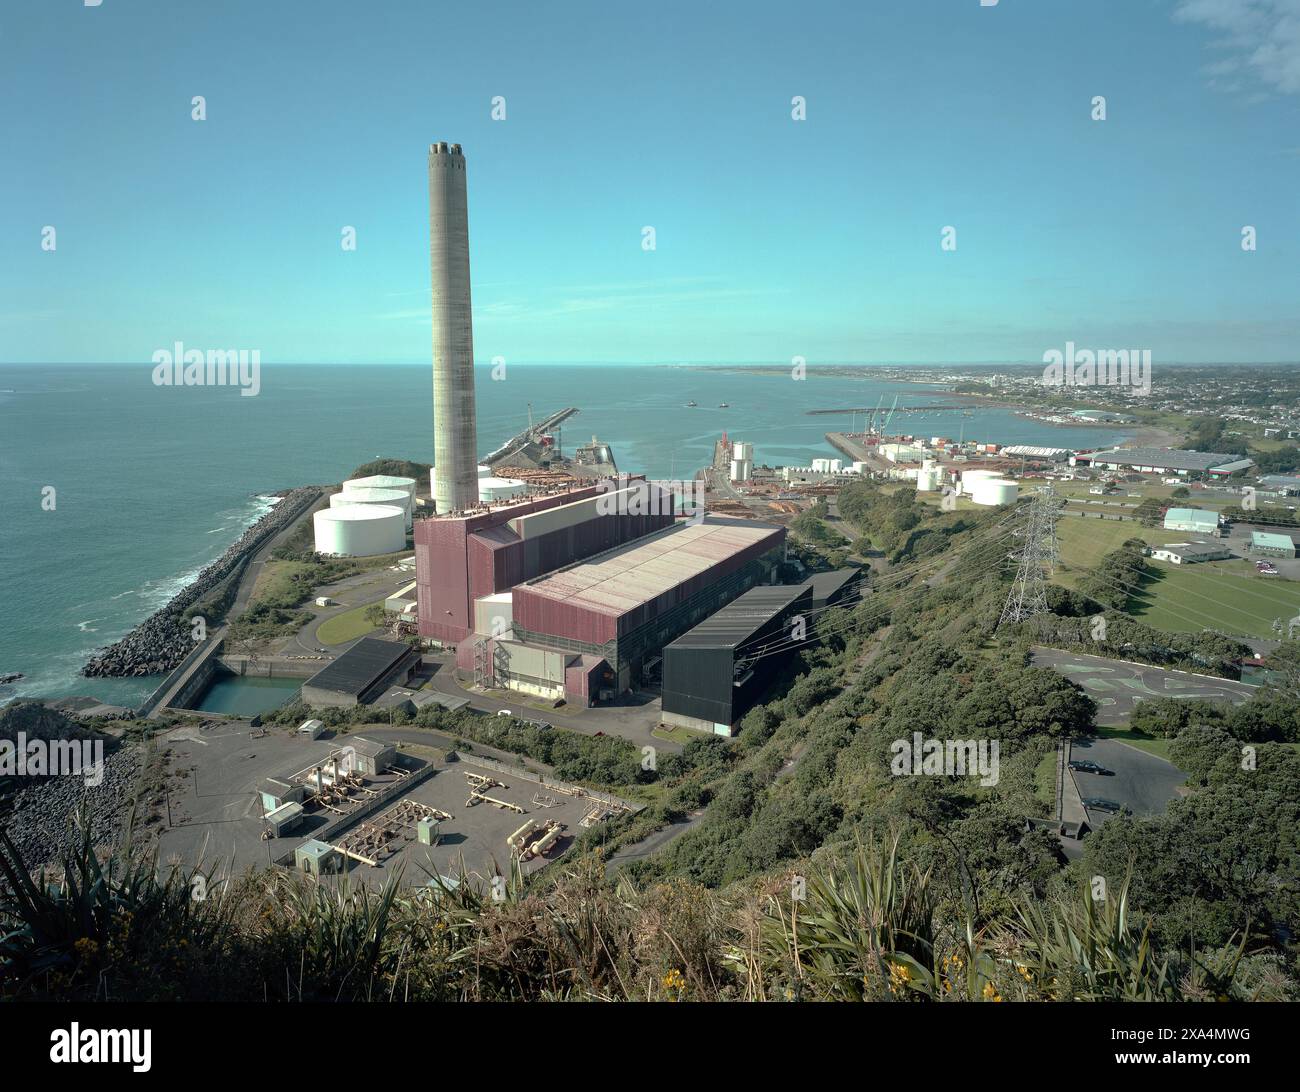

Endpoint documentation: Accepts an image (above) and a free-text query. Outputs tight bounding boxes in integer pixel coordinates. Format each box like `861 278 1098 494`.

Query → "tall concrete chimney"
428 141 479 514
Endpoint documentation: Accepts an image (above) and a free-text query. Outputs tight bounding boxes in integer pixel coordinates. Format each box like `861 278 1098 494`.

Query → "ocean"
0 364 1128 703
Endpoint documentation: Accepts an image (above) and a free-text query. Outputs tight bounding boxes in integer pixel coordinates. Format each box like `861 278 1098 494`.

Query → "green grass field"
1129 561 1300 637
1033 749 1058 808
1054 515 1182 584
1094 726 1174 760
1054 515 1300 638
652 725 702 746
315 604 382 645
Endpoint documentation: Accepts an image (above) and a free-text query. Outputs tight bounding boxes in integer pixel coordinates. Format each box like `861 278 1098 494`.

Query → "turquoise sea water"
0 364 1127 703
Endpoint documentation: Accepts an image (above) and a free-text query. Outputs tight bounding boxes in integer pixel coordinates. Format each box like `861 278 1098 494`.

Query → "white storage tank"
729 458 753 482
732 441 753 462
331 486 413 530
970 478 1018 506
313 504 406 556
343 474 417 502
478 476 528 504
960 469 1000 495
916 467 939 492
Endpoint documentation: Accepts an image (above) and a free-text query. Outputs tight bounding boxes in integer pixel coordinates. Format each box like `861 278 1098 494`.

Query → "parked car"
1069 760 1113 775
1082 797 1130 814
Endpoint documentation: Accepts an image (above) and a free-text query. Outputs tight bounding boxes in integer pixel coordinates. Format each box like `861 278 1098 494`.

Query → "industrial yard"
156 720 636 890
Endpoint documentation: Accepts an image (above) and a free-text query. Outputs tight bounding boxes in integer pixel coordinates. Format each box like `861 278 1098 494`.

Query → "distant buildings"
1250 532 1296 559
1258 475 1300 496
1075 448 1253 477
1150 542 1231 565
1070 409 1137 423
1163 508 1220 535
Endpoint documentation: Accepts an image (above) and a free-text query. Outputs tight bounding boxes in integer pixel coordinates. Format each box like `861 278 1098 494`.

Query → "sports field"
1054 514 1300 637
1129 564 1300 637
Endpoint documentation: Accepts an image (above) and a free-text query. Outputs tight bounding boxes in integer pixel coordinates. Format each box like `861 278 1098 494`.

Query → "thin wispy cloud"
1175 0 1300 95
376 278 777 324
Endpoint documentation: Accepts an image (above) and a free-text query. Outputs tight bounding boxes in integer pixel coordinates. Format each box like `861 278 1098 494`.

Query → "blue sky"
1 0 1298 364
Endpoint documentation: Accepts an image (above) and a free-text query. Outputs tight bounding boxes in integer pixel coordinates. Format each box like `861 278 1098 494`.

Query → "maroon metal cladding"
512 524 785 645
416 480 672 644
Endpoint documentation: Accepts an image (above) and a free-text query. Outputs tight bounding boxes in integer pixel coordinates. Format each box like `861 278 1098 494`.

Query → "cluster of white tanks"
313 474 417 556
331 486 412 529
916 459 943 492
962 470 1018 506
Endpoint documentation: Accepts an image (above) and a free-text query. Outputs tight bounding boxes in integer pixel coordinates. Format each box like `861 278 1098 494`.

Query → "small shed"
297 718 325 739
295 839 342 877
265 801 304 837
348 736 396 776
260 775 307 814
417 816 441 846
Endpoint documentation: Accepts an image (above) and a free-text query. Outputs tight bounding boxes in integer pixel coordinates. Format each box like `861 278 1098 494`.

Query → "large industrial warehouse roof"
302 637 416 697
1081 447 1248 472
517 518 783 617
668 584 810 650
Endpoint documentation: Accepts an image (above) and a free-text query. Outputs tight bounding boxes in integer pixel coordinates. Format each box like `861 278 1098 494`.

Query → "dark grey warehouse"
659 582 814 735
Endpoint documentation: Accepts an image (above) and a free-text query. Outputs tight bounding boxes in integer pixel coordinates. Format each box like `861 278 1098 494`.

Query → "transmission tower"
999 487 1059 624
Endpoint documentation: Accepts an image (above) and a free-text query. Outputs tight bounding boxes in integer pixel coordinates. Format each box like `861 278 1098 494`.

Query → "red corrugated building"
415 478 675 645
511 517 786 691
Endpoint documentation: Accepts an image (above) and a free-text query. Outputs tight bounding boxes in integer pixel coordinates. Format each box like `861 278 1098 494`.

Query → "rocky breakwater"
82 487 319 678
0 702 139 870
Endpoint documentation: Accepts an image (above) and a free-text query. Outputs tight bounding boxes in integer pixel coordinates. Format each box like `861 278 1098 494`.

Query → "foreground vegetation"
2 823 1286 1002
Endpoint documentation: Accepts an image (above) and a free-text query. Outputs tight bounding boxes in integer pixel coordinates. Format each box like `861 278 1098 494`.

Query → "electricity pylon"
999 487 1060 624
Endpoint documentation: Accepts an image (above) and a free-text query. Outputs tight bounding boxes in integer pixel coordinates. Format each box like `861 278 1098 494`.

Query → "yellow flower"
887 962 912 995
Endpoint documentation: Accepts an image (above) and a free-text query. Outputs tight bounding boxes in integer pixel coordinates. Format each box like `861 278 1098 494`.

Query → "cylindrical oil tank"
970 478 1018 506
478 476 528 504
313 504 406 556
331 486 412 530
915 467 938 492
343 474 417 503
732 441 753 462
960 469 1000 495
729 458 752 482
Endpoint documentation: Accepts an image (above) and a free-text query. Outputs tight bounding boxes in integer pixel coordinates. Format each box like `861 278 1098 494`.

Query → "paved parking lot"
1068 737 1186 831
1032 647 1256 726
1221 521 1300 580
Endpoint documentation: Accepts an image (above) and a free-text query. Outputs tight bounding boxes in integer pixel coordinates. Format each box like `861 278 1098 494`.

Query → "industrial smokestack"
428 141 479 514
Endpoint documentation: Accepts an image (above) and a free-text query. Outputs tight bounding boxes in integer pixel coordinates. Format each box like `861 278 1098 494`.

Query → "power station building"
660 583 813 735
415 143 788 705
415 485 787 701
